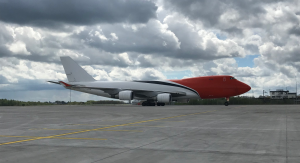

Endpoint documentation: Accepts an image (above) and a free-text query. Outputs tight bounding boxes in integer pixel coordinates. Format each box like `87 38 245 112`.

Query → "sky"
0 0 299 102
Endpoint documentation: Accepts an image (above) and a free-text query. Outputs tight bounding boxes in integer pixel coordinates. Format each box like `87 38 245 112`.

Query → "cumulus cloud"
0 0 300 100
73 20 181 55
0 0 157 27
162 0 286 29
162 14 246 60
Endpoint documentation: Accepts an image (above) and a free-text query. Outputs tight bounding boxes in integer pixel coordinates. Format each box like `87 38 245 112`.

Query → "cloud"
162 15 246 60
289 24 300 36
162 0 226 27
0 0 157 28
0 75 9 84
73 20 180 55
0 89 105 102
162 0 283 28
0 0 300 100
259 42 300 64
0 58 66 83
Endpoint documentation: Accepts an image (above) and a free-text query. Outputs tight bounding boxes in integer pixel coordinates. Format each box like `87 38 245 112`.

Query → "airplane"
48 56 251 106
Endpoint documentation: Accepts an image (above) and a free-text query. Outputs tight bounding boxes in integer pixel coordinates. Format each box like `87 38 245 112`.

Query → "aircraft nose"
237 82 251 94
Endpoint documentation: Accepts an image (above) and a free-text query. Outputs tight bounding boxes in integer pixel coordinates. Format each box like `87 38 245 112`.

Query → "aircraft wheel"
142 101 147 106
142 101 156 106
157 102 165 106
224 101 229 106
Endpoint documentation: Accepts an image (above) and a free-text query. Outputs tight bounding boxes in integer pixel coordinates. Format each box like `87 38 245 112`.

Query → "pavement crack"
91 128 198 163
91 115 223 163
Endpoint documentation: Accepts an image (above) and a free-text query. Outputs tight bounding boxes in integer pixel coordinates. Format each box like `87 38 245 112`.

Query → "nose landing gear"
224 97 230 106
224 101 229 106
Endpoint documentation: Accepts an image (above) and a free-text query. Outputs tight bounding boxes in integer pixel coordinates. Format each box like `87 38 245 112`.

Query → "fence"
176 97 299 105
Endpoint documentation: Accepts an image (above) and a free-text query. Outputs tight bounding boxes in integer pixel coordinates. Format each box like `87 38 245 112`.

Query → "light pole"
296 75 297 98
70 89 71 103
263 90 267 100
296 75 298 104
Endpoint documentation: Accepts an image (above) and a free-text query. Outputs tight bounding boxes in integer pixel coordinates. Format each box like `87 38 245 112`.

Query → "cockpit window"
230 77 237 80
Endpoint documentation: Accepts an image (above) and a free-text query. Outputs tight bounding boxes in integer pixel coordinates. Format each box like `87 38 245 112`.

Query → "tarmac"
0 105 299 163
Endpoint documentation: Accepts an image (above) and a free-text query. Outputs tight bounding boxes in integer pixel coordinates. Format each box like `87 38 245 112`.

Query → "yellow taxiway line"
128 125 167 127
0 110 215 146
67 124 112 126
30 128 143 132
153 120 185 122
0 135 106 140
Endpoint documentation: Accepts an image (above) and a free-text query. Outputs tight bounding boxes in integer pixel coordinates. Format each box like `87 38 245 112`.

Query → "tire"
142 102 147 106
143 101 156 106
157 103 161 106
161 103 165 106
224 101 229 106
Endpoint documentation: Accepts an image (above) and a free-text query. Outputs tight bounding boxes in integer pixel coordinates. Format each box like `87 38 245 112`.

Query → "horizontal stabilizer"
47 81 74 87
59 81 73 87
47 81 60 85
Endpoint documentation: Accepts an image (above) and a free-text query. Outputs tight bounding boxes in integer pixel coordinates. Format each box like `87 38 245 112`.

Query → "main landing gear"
142 101 155 106
157 102 165 106
224 97 230 106
142 100 165 106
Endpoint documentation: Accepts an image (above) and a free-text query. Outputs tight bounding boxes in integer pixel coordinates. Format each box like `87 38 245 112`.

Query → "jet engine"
119 90 133 100
157 93 172 103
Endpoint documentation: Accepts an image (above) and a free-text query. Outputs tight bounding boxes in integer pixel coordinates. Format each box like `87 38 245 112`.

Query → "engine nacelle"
119 91 133 100
157 93 172 103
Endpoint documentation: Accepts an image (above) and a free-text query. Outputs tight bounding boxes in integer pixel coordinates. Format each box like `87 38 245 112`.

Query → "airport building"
269 89 297 99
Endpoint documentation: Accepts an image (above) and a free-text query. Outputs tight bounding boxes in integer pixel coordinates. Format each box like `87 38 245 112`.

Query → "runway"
0 105 299 163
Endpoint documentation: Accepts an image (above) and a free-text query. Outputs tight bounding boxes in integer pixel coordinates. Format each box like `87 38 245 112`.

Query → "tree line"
1 97 298 106
176 97 298 105
0 99 52 106
0 99 124 106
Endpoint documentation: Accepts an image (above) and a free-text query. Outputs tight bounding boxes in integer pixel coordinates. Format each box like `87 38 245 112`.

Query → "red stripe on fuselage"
170 75 250 99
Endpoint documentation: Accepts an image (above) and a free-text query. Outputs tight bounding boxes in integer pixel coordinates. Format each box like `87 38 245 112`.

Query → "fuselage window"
209 79 213 80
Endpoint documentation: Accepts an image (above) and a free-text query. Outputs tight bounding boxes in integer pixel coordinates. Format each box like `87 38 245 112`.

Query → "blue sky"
163 70 192 79
235 55 259 68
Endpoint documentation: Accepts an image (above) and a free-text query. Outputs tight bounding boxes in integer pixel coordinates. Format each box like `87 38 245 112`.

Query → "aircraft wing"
48 81 187 98
72 85 187 97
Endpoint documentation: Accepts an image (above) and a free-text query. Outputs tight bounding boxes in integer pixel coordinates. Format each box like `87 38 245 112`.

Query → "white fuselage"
68 81 199 101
